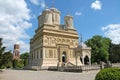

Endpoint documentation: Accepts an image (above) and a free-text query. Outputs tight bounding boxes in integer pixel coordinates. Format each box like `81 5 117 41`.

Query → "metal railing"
111 63 120 68
82 65 100 71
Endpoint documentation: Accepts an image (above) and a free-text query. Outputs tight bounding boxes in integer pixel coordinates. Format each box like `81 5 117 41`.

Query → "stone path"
0 69 99 80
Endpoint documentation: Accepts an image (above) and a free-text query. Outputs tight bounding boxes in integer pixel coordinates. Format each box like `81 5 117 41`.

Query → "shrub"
1 65 6 69
24 59 28 66
16 61 24 68
5 61 13 68
13 59 18 68
95 68 120 80
13 59 24 68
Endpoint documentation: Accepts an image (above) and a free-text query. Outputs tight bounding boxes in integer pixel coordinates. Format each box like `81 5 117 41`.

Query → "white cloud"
0 0 32 53
91 0 102 10
30 0 39 5
30 0 46 9
102 24 120 44
41 1 46 8
75 12 82 16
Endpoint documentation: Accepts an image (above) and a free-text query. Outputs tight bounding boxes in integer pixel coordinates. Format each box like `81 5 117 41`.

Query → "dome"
65 15 73 18
77 42 87 48
50 7 60 13
45 8 50 11
50 7 58 11
82 43 87 48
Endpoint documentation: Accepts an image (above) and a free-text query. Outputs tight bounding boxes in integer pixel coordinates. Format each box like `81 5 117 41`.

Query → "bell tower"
50 8 60 25
38 9 52 27
64 15 74 29
13 44 20 60
38 8 60 28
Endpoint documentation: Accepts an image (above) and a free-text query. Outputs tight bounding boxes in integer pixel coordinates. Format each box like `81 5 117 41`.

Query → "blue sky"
0 0 120 53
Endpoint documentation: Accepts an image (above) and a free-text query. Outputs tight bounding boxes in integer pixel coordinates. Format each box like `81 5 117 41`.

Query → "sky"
0 0 120 53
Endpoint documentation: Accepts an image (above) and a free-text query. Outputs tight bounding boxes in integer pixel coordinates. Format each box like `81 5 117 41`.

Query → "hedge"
95 68 120 80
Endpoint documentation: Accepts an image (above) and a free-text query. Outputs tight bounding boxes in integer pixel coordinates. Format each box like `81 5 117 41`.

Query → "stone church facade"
29 8 91 70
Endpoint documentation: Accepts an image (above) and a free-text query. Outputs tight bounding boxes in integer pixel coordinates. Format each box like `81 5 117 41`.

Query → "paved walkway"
0 69 99 80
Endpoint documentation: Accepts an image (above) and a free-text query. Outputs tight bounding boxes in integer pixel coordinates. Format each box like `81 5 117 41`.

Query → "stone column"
75 52 78 66
82 57 84 65
38 50 40 59
33 52 34 60
67 51 69 63
35 51 37 60
89 58 91 66
60 51 61 62
43 48 45 59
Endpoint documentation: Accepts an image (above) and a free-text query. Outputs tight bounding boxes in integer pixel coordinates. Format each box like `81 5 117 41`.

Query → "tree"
85 35 111 63
0 38 6 68
109 44 120 63
2 51 13 68
20 52 29 59
20 52 29 66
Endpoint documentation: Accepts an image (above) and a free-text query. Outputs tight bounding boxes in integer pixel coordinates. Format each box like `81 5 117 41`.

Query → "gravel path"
0 69 99 80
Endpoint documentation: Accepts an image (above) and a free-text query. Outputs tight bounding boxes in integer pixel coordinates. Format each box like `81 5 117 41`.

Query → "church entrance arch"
62 51 67 63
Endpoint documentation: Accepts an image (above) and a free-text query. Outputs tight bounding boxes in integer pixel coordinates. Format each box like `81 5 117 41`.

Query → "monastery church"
28 7 91 70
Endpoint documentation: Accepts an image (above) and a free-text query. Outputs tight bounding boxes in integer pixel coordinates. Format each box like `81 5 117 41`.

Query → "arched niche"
62 51 67 63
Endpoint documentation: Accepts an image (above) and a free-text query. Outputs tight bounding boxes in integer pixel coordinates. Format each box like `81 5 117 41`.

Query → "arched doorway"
84 56 89 65
62 51 67 63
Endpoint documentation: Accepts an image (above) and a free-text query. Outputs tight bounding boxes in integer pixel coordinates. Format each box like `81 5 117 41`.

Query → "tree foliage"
109 44 120 63
13 52 29 68
13 59 24 68
85 35 111 63
20 52 29 59
0 38 29 69
0 38 6 68
2 51 13 68
20 52 29 66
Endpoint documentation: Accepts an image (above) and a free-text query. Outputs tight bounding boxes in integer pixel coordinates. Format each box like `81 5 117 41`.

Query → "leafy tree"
85 35 111 63
20 52 29 59
0 38 6 68
20 52 29 66
2 51 13 68
109 44 120 63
